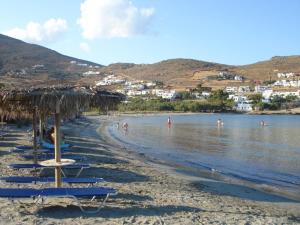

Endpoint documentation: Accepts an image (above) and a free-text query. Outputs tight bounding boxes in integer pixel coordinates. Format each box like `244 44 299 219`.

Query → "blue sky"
0 0 300 66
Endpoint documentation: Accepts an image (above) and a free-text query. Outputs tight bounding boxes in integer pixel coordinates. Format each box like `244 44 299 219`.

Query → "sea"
107 113 300 200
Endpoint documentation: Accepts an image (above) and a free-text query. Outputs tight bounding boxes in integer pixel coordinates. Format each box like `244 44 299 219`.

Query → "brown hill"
0 34 102 87
100 59 233 88
234 56 300 81
1 34 300 89
100 56 300 89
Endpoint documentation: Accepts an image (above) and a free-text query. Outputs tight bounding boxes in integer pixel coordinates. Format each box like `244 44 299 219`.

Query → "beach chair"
15 145 33 150
0 187 117 213
0 176 104 186
8 163 90 177
0 131 8 139
21 154 86 161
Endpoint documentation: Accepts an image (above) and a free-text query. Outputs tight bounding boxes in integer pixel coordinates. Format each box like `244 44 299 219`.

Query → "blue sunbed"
21 154 86 161
0 187 117 213
15 145 33 150
0 176 104 184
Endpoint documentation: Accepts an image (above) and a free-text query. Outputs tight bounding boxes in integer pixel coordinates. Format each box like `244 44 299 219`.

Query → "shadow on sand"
191 180 299 203
80 167 150 183
36 205 201 219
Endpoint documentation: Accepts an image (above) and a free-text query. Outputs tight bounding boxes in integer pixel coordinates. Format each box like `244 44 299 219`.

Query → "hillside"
1 34 300 89
100 59 233 88
99 56 300 89
0 34 102 87
234 56 300 81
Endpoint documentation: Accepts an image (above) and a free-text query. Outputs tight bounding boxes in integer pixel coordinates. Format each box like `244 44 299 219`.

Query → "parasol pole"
54 101 62 187
32 107 38 164
39 114 44 141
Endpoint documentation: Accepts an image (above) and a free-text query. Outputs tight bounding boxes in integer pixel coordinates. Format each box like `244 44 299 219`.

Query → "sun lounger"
8 163 90 177
0 176 104 185
0 132 8 139
0 187 117 213
21 154 86 161
15 145 33 150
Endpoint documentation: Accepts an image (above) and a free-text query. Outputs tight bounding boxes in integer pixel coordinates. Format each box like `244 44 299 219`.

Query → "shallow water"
108 114 300 199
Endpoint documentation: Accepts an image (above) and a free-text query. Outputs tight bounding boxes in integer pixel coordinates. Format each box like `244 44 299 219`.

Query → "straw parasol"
0 85 124 187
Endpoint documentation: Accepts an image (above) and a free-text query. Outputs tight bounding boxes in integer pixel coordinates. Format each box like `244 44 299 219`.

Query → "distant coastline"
85 108 300 117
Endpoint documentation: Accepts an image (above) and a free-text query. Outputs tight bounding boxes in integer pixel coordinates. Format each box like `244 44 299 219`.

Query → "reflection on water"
109 114 300 198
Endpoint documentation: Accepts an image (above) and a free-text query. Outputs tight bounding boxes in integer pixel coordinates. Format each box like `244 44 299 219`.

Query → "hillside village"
94 71 300 112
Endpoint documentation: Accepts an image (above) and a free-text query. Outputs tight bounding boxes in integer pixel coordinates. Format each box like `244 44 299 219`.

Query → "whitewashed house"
229 95 248 103
234 75 243 81
201 91 211 97
161 90 178 100
236 101 253 112
255 85 269 93
83 71 100 76
225 86 238 93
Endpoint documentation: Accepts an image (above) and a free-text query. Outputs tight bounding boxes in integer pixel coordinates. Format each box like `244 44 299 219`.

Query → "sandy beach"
0 116 300 224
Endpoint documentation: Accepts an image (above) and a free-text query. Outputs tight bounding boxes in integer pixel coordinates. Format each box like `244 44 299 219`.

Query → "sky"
0 0 300 66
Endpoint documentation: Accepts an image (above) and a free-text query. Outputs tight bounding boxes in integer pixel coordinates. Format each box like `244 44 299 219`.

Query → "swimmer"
167 116 172 125
122 122 128 130
260 120 265 126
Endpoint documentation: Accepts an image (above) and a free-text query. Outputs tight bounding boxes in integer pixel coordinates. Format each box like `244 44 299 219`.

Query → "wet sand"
0 116 299 224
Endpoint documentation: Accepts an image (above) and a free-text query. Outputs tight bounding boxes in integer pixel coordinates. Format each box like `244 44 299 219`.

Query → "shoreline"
86 108 300 117
0 116 300 224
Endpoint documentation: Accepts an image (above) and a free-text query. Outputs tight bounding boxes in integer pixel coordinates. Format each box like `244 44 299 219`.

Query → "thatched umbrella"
0 85 124 187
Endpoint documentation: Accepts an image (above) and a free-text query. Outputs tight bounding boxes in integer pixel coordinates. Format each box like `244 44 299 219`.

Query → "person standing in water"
167 116 172 126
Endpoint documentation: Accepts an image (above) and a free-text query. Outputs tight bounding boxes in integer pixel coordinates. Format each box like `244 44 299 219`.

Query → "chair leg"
72 194 110 214
75 168 84 177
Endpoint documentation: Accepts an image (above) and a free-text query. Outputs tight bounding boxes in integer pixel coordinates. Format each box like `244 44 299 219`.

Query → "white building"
271 90 300 98
161 90 178 100
225 86 238 93
262 89 300 100
255 85 269 93
277 72 295 79
202 91 211 97
234 75 243 81
83 71 100 76
262 89 273 100
127 90 142 96
236 101 253 112
229 95 248 103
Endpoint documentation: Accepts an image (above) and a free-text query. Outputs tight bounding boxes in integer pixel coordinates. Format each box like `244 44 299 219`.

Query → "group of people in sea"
217 118 224 126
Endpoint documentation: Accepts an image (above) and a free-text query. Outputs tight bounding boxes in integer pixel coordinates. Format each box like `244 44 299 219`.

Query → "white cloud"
4 18 67 43
78 0 154 39
80 42 90 52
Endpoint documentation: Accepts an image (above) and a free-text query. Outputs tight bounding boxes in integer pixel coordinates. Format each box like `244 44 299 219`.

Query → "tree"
154 80 164 88
178 91 194 100
248 93 262 105
208 90 229 102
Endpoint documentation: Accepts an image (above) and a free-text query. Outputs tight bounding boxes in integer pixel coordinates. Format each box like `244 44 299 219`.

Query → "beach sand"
0 116 300 224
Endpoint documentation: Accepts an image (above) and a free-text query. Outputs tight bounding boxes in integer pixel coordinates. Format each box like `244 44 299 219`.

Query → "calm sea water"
108 114 300 199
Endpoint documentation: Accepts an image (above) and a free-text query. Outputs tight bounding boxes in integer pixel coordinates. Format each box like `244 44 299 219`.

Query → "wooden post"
54 102 61 188
39 114 44 141
32 107 38 164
